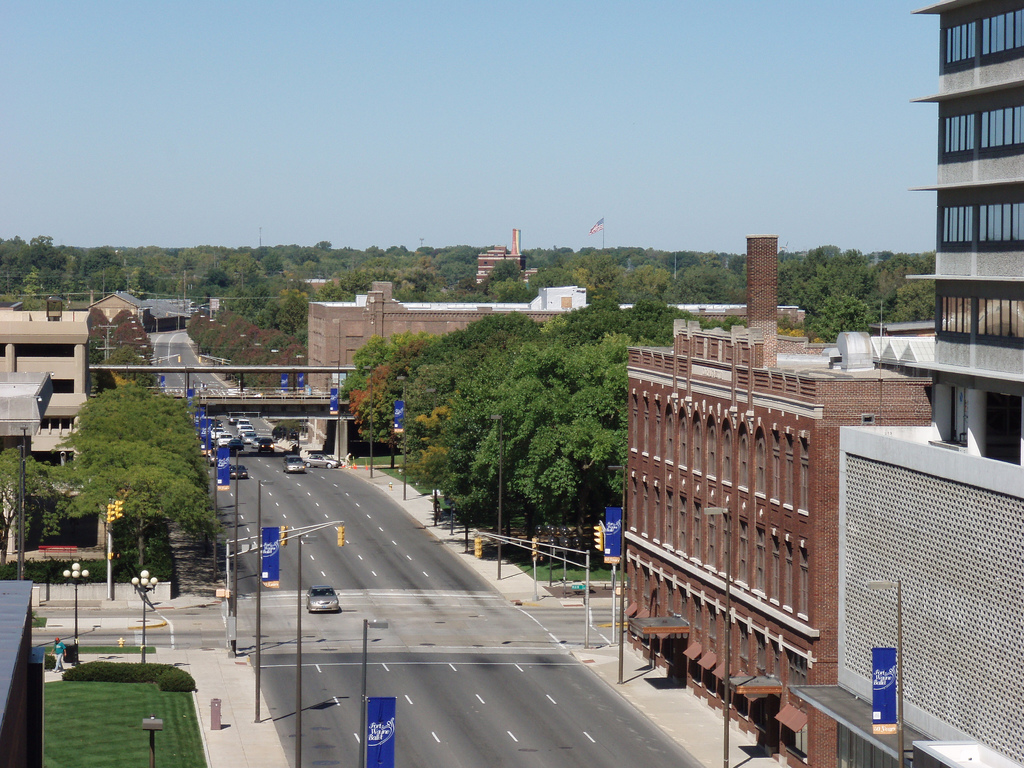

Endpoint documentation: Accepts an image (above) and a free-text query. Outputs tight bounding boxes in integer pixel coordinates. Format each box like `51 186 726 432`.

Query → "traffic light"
280 525 289 547
531 536 539 561
337 525 346 547
474 537 483 558
593 524 605 552
113 499 124 520
105 503 115 523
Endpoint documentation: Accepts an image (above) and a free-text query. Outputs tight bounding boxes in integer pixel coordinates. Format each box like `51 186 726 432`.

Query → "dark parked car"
226 438 245 453
256 437 275 453
230 464 249 479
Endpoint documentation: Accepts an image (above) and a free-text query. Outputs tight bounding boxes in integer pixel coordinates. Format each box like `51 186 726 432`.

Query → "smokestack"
746 235 779 368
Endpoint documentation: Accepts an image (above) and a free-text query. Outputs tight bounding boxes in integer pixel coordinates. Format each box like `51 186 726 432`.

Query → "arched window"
665 406 674 465
722 424 733 483
739 428 749 488
755 432 766 494
679 414 688 469
693 417 703 473
706 418 717 478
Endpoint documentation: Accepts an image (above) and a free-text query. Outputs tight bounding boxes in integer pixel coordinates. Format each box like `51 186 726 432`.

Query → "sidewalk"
357 468 780 768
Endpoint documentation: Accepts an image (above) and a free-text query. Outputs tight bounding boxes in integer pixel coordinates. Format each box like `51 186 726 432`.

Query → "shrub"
62 661 196 691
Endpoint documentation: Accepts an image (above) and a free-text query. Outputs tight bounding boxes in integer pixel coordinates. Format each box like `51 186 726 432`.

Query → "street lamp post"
490 415 503 580
705 507 732 768
63 562 89 665
255 479 272 723
363 367 375 478
296 535 304 768
606 465 627 684
131 570 160 664
18 427 27 580
360 619 389 768
868 579 904 768
230 447 240 657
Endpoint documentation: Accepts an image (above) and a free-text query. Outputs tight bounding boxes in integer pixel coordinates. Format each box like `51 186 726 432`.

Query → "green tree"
806 294 874 342
0 449 60 566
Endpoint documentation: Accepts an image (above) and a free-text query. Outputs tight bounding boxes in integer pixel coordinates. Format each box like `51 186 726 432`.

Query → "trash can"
211 698 222 730
65 643 78 665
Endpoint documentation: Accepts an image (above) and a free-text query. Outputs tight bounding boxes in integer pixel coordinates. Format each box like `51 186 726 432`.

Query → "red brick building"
624 236 931 768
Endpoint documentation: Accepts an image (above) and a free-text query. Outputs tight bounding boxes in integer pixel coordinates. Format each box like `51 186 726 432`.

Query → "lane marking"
404 695 413 705
357 555 363 561
378 526 384 532
515 664 524 672
475 694 485 704
449 663 457 671
432 732 440 743
315 664 322 673
371 570 377 577
406 555 412 561
584 732 596 743
422 571 429 578
320 571 326 577
315 502 321 508
507 731 518 743
391 540 397 546
382 663 390 672
546 694 557 704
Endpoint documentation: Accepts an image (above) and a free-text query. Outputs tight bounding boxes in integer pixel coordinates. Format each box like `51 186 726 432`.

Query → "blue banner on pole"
261 526 280 588
366 697 396 768
330 388 339 416
393 400 404 433
604 506 622 562
187 388 194 407
217 446 231 491
872 646 898 734
159 374 166 389
281 373 289 392
200 417 209 454
298 371 305 389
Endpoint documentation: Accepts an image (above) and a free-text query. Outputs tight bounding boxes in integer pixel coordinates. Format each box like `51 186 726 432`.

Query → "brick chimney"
746 235 779 368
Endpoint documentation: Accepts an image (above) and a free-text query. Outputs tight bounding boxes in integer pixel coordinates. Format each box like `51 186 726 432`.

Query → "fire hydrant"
118 637 125 648
388 482 393 491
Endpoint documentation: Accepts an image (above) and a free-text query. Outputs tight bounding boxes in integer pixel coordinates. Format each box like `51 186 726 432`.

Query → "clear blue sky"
1 1 939 255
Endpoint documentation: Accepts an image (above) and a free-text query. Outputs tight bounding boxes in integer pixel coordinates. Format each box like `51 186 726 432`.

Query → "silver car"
283 455 306 474
304 452 340 469
306 585 340 613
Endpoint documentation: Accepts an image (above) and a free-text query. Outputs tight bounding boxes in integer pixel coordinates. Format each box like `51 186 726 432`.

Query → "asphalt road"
220 458 700 768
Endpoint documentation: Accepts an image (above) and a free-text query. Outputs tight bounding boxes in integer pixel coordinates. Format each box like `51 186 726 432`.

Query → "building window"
707 517 716 569
708 606 717 642
981 106 1024 149
941 295 972 334
707 419 717 478
799 547 809 617
739 429 749 489
771 433 780 501
945 21 976 64
784 436 794 506
980 202 1024 241
979 298 1024 337
654 403 662 458
679 415 688 469
739 521 749 584
666 490 674 548
693 503 702 561
945 113 975 153
771 535 781 600
643 396 650 454
784 541 794 609
738 623 749 666
665 407 674 464
722 425 732 484
756 527 766 592
756 633 767 674
693 418 702 473
679 496 689 556
982 10 1024 55
755 433 766 494
943 205 973 243
799 440 809 513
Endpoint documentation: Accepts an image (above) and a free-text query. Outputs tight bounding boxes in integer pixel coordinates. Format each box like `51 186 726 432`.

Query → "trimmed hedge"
61 661 196 692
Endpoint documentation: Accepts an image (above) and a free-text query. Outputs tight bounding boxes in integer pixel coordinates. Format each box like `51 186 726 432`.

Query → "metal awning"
730 675 783 698
683 642 703 660
698 651 718 670
628 616 691 636
790 685 931 760
776 703 809 733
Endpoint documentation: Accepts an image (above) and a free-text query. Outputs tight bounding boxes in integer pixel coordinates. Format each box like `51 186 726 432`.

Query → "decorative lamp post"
142 714 163 768
360 619 389 768
131 570 159 663
868 579 904 768
705 506 732 768
490 415 504 580
63 562 89 665
362 366 375 478
397 376 407 500
606 465 627 684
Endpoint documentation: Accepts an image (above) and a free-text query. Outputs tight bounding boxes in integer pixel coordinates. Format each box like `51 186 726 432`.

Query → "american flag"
589 218 604 235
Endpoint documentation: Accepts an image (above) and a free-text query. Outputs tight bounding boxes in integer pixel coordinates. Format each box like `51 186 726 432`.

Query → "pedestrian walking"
54 637 66 672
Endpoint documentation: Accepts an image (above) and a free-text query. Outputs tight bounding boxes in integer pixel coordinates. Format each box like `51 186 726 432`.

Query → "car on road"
241 432 257 445
217 434 233 447
229 464 249 479
304 452 340 469
226 438 245 453
283 455 305 474
256 437 275 453
305 585 340 613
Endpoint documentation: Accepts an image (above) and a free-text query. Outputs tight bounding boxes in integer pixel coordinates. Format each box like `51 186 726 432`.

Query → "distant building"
624 236 932 768
476 229 537 282
88 291 153 330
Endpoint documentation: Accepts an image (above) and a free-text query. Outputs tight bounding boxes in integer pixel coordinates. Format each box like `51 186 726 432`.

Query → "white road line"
371 571 377 577
391 540 397 545
475 694 485 704
381 663 390 672
432 732 440 743
378 526 384 532
309 554 315 561
546 694 557 704
507 731 518 743
315 664 322 673
548 633 559 643
406 555 412 561
449 663 457 671
358 555 363 561
404 694 413 705
324 513 329 518
315 502 320 507
366 513 371 518
320 571 326 577
282 512 287 518
584 731 596 743
515 664 524 672
354 733 360 744
422 571 429 578
333 696 340 706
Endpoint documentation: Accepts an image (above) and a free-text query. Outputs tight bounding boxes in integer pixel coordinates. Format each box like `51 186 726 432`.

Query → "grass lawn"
45 681 205 768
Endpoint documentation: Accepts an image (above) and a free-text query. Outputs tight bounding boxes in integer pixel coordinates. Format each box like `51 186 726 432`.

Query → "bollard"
211 698 222 730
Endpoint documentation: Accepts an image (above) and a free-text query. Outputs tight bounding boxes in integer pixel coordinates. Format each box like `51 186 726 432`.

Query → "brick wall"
746 235 779 367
